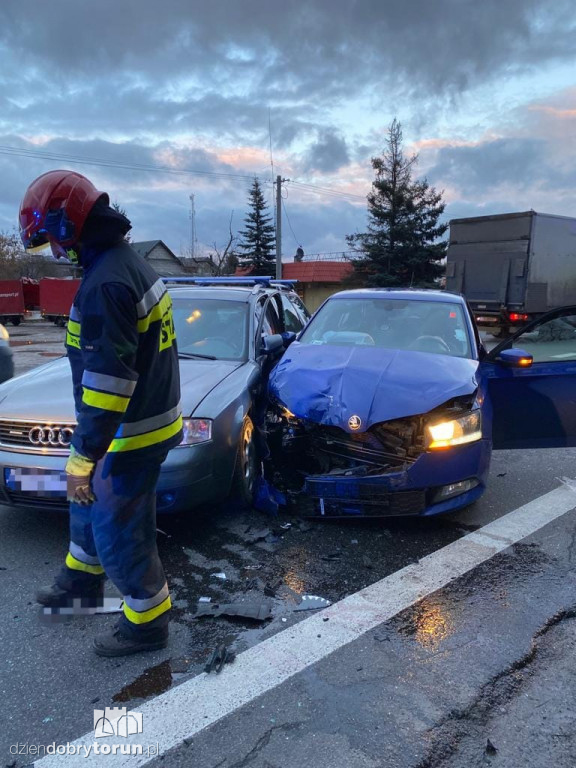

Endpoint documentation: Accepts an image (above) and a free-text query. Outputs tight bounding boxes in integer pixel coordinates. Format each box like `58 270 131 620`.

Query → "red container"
39 278 81 324
0 280 26 325
21 277 40 310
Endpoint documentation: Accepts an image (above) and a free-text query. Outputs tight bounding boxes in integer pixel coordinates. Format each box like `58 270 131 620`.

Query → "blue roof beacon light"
162 276 298 286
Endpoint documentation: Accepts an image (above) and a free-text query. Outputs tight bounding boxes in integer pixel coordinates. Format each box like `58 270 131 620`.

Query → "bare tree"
205 212 239 275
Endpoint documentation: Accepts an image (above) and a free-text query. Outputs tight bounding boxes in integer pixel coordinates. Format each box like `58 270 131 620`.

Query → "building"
282 261 353 311
179 256 215 276
131 240 189 277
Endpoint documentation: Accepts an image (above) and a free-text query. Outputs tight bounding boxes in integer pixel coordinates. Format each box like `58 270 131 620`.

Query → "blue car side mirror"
496 348 533 368
262 334 284 355
281 332 297 348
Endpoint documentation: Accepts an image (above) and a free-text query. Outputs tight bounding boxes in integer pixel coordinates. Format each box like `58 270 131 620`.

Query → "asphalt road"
1 323 575 767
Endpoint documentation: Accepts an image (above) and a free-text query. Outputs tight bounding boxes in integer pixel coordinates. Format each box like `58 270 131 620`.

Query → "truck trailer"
0 280 26 326
39 278 81 326
445 211 576 336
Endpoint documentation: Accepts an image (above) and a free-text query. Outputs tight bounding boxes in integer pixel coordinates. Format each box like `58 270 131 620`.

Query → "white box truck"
445 211 576 336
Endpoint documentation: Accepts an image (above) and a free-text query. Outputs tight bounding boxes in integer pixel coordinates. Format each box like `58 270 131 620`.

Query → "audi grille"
0 419 75 455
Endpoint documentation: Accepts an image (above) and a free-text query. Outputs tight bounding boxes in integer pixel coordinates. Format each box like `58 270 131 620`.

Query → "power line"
0 144 258 182
0 142 368 201
281 197 300 248
287 180 365 201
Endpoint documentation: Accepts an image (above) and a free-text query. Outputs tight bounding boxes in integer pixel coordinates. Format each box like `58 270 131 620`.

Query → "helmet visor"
19 206 76 250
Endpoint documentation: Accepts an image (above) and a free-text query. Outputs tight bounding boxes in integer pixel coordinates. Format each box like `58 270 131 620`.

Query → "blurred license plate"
475 316 497 324
4 468 67 497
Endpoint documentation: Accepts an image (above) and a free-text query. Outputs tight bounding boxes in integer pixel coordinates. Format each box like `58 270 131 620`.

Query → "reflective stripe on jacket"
67 242 182 462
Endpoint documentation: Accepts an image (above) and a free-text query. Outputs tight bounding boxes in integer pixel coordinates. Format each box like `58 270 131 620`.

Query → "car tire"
231 415 259 506
11 317 21 327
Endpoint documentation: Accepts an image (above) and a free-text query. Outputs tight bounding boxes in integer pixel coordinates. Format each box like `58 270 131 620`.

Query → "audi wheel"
231 416 259 507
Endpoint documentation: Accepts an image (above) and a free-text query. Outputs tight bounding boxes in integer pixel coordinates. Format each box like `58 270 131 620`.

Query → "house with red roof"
236 259 353 311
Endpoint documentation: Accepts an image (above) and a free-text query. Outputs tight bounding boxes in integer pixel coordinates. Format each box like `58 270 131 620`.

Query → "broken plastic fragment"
485 739 497 755
198 597 212 603
211 572 226 580
557 476 576 492
194 600 273 622
295 595 331 611
321 550 342 562
245 527 271 543
253 476 286 516
204 645 236 674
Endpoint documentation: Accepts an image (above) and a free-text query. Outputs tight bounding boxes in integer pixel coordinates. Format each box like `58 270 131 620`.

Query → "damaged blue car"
268 289 576 517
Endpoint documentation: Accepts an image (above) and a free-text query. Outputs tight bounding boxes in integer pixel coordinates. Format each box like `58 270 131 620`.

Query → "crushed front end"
267 397 491 518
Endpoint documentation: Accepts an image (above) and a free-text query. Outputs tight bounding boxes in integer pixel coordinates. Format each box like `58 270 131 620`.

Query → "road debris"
485 738 498 755
211 572 227 580
245 527 271 543
198 596 212 603
321 550 343 562
295 595 331 611
264 578 283 597
557 476 576 492
194 600 273 622
362 554 374 569
204 645 236 674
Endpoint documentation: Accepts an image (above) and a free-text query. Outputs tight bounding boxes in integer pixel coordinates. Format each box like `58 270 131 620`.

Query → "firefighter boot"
93 624 169 657
36 579 104 609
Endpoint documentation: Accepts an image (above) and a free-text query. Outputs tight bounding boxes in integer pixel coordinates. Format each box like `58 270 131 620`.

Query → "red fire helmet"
19 170 108 250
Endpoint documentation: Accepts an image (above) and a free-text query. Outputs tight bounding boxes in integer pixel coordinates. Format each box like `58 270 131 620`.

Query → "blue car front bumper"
297 439 492 517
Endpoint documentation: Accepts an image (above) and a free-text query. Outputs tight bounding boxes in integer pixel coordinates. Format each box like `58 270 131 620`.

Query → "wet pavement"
7 320 66 375
1 323 575 767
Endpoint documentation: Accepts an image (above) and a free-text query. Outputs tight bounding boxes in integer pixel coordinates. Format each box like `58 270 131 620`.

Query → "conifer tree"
347 119 447 287
237 178 275 275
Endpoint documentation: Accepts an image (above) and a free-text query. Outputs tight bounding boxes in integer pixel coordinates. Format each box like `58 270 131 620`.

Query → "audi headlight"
178 418 212 446
427 410 482 449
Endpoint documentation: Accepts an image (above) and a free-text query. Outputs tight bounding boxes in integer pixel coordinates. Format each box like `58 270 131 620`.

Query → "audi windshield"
298 298 473 358
172 299 249 361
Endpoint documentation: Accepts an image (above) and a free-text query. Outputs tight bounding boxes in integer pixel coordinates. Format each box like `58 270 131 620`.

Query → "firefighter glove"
66 446 96 505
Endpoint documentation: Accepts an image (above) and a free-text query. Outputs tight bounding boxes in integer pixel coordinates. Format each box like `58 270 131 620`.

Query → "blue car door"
479 307 576 449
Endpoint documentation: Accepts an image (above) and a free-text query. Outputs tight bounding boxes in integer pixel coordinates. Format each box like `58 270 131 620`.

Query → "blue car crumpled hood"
269 343 479 430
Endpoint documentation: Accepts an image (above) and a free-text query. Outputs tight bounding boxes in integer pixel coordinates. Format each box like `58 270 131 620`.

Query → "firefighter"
19 170 182 657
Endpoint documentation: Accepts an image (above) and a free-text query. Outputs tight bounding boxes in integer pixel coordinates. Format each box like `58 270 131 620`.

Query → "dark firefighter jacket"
66 241 182 462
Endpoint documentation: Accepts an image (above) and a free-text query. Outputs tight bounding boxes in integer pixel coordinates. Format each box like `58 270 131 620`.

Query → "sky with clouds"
1 0 575 259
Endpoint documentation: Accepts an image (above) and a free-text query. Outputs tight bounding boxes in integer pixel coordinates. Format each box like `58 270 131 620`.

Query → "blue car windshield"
299 298 472 358
172 299 249 361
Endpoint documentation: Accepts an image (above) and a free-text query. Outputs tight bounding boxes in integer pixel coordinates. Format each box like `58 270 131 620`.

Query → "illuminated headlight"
178 418 212 446
427 410 482 449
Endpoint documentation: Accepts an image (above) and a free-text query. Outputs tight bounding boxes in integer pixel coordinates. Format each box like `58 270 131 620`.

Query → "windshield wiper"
178 352 217 360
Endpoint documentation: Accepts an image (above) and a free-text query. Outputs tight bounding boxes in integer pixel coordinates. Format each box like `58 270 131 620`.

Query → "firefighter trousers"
57 451 170 640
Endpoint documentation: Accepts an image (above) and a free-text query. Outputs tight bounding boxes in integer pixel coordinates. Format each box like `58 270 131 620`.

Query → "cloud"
427 138 547 196
302 130 350 173
1 2 576 253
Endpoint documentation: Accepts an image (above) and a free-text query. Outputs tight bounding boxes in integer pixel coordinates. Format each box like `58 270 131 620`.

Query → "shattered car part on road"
295 595 332 611
204 645 236 674
194 600 273 622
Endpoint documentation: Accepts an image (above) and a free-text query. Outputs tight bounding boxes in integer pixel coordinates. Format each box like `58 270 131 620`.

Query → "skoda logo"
348 414 362 431
28 426 74 447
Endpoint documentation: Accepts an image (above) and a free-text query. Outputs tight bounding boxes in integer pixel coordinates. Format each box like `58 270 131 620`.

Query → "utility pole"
275 175 282 279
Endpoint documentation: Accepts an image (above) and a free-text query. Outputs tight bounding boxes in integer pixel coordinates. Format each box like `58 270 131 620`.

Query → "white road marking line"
36 483 576 766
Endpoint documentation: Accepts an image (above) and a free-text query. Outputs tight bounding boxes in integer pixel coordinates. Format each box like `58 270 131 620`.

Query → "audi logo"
28 426 74 447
